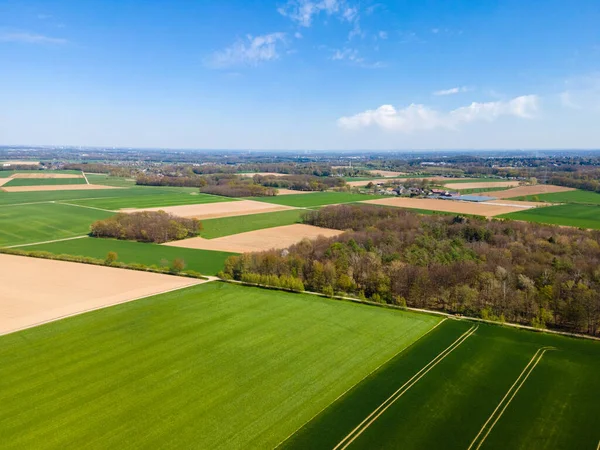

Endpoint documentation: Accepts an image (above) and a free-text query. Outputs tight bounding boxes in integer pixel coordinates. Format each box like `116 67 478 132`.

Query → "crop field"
200 209 305 239
498 203 600 229
0 203 112 247
512 189 600 205
84 173 137 187
26 237 236 275
3 177 87 187
0 282 439 449
250 192 382 208
283 320 600 450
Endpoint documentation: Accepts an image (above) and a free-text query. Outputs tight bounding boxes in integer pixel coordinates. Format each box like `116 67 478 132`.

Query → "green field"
25 237 235 275
200 209 305 239
250 192 382 208
512 189 600 205
450 186 510 195
0 203 112 247
3 177 87 187
84 173 137 187
0 185 232 208
284 320 600 449
0 283 439 449
499 204 600 229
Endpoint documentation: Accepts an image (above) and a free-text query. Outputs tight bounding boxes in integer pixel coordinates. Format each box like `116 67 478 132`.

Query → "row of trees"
91 211 201 243
222 205 600 336
253 174 347 191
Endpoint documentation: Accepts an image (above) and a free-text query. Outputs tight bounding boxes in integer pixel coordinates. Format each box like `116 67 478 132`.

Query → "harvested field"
347 177 471 187
121 199 294 219
1 160 40 166
276 189 318 195
362 197 535 217
368 170 406 177
444 181 520 190
164 223 343 253
0 178 11 187
239 172 287 177
10 173 82 179
0 253 203 335
483 184 574 199
1 184 119 193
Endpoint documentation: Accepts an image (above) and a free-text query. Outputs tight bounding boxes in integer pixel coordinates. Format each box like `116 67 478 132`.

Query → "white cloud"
0 32 67 45
378 31 388 40
330 47 384 68
338 95 539 132
278 0 342 27
208 33 286 68
559 74 600 110
294 32 303 39
433 86 469 96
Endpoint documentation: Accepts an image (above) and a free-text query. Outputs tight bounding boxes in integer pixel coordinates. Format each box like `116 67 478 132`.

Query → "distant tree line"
253 174 347 191
222 205 600 336
91 211 201 243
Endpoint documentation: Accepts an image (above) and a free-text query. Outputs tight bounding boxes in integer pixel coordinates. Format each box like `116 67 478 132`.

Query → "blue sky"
1 0 599 150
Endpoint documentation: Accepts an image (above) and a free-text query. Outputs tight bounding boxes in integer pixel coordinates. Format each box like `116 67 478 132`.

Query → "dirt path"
5 235 90 249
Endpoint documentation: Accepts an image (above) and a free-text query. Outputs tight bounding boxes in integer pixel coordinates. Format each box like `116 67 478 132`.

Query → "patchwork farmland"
1 172 599 449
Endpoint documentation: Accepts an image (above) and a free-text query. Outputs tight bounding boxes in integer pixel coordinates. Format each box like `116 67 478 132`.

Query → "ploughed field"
0 283 439 449
0 282 597 449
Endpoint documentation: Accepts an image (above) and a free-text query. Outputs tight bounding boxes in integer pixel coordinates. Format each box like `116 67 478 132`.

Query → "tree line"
91 211 201 243
221 205 600 336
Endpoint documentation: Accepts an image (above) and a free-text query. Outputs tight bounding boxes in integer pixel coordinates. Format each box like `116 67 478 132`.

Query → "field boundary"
274 317 448 449
333 324 479 450
56 201 115 213
467 347 555 450
222 279 600 341
5 235 90 248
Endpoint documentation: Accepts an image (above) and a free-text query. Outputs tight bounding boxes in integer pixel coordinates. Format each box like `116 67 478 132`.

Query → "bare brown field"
1 184 119 193
486 199 549 208
368 170 406 177
1 161 40 166
0 254 204 335
164 224 343 253
445 181 520 189
481 184 575 199
275 189 318 195
239 172 288 177
10 173 82 179
362 197 534 217
121 199 294 219
0 178 12 187
347 177 471 187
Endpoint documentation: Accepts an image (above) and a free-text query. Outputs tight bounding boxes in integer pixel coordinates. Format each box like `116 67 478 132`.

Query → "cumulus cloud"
433 86 469 96
207 33 286 68
338 95 539 132
0 32 67 45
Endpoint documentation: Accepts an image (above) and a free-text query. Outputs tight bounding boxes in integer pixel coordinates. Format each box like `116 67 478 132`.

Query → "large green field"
84 173 137 187
0 283 439 449
25 237 235 275
498 204 600 229
200 209 305 239
0 203 112 247
250 192 382 208
284 320 600 450
512 189 600 205
3 177 87 187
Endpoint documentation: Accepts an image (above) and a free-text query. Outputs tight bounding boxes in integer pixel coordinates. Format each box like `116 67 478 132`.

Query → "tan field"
0 254 205 335
164 224 344 253
481 184 575 199
10 173 82 179
445 181 521 189
275 189 318 195
368 170 407 177
1 161 40 166
362 197 535 217
239 172 288 177
347 177 471 187
1 184 119 193
0 178 12 187
121 199 294 220
485 199 549 208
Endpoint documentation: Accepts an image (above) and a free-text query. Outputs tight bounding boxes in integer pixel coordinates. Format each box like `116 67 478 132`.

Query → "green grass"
0 185 232 208
451 186 510 195
0 203 112 247
249 192 383 208
3 177 86 187
26 237 235 275
511 189 600 205
84 173 137 187
200 209 305 239
284 320 600 450
0 282 439 449
441 177 503 184
498 204 600 229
